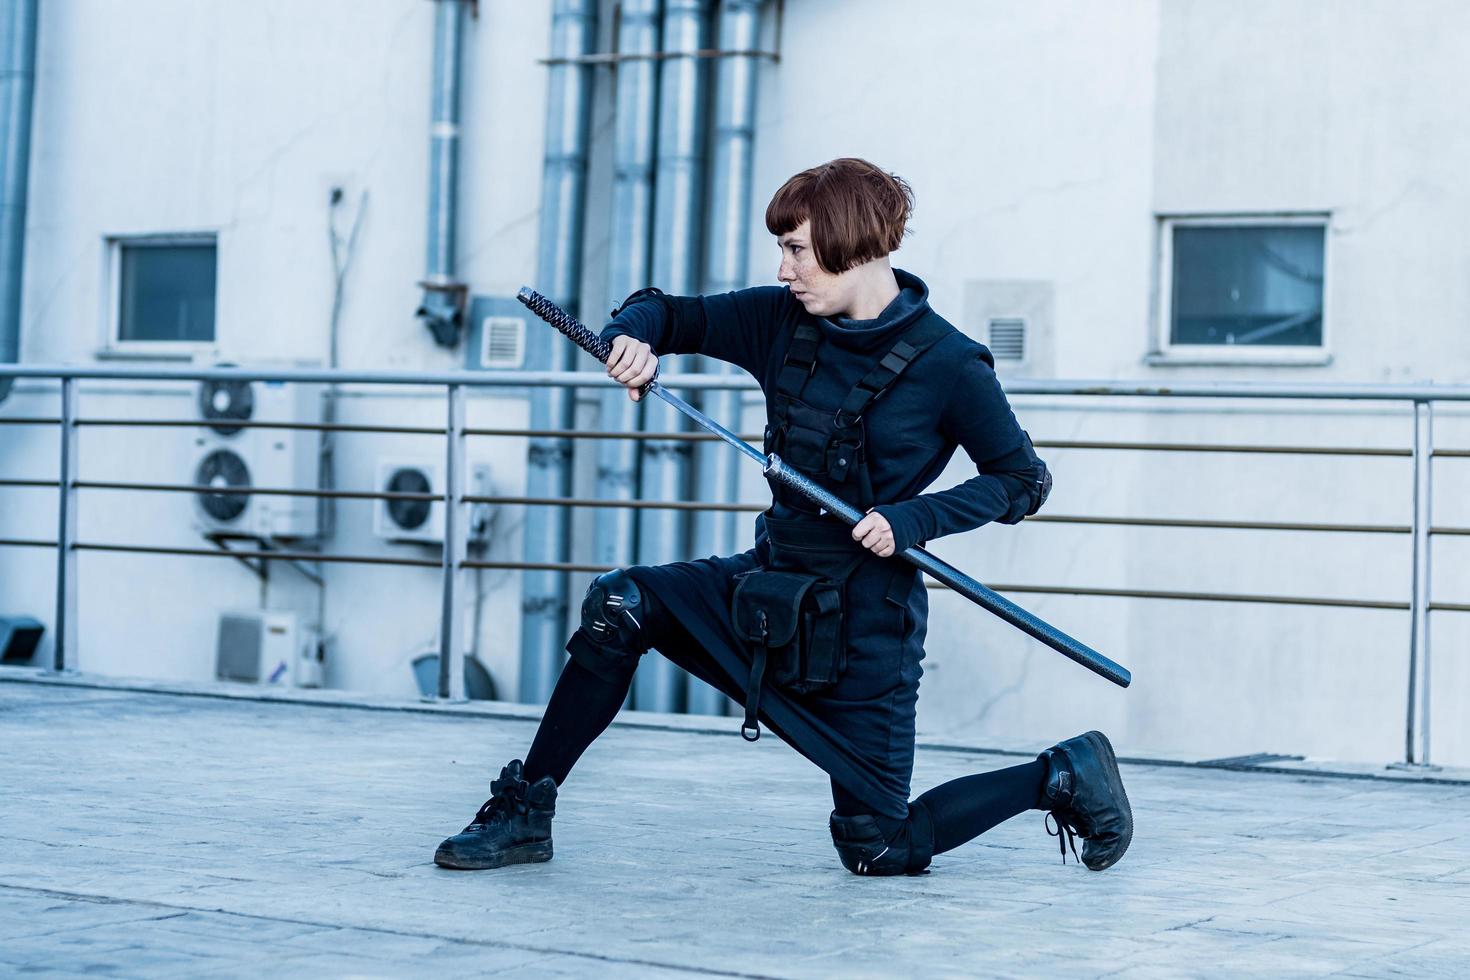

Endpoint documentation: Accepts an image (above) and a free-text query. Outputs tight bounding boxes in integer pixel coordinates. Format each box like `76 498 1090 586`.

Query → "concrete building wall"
2 0 1466 766
3 0 551 698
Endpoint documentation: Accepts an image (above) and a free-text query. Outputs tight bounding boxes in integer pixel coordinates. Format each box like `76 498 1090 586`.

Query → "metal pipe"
8 410 1470 461
0 0 40 406
687 0 761 716
438 384 467 699
593 0 661 577
77 419 448 434
635 0 711 713
6 479 1428 535
53 378 76 671
1033 439 1412 457
1406 401 1433 764
76 481 443 502
9 364 1470 401
538 46 777 67
72 542 441 568
15 537 1436 614
926 582 1411 611
416 0 469 347
520 0 598 705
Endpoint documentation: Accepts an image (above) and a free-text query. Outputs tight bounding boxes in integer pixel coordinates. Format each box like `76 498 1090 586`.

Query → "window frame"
100 233 222 360
1149 213 1333 367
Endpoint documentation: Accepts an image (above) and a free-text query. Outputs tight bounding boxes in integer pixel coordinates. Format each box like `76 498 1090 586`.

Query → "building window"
1155 216 1329 364
107 236 218 353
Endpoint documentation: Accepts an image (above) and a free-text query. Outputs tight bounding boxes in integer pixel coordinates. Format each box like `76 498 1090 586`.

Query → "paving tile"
2 681 1469 978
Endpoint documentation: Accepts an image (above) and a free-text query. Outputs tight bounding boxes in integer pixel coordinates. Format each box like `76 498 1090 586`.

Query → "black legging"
524 654 1046 857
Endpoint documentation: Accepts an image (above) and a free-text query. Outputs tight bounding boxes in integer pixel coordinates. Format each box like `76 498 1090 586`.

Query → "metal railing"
1 363 1467 765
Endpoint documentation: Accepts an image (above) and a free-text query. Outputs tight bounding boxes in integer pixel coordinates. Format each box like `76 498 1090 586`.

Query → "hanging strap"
741 612 770 742
835 314 954 424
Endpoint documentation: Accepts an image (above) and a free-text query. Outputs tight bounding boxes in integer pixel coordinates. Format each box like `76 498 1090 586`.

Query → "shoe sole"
434 839 553 871
1082 730 1133 872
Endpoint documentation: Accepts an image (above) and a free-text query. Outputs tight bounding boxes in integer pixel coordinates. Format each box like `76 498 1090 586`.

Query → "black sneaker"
1038 730 1133 871
434 760 557 870
828 803 933 876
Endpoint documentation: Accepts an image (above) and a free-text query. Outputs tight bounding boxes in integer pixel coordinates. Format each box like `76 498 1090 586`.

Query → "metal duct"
686 0 762 715
592 0 661 576
634 0 711 712
519 0 598 704
0 0 39 405
416 0 469 348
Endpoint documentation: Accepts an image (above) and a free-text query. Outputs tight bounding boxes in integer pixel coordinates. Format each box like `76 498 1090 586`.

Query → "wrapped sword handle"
517 286 614 364
518 286 658 395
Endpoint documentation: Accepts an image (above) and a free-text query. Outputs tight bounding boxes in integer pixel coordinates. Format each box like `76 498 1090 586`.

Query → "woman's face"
777 220 850 317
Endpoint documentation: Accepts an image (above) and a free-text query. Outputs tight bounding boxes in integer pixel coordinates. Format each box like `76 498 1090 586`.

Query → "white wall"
2 0 1467 767
3 0 552 700
1153 0 1470 384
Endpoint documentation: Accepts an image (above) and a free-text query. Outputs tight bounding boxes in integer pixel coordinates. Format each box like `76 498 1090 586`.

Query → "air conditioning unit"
215 610 323 688
373 456 493 544
193 371 323 539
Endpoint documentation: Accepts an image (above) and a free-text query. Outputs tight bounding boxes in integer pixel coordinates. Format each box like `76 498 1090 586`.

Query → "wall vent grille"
988 317 1026 361
481 316 526 369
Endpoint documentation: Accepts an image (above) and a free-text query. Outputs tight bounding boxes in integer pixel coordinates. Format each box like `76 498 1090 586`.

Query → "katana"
517 286 1132 689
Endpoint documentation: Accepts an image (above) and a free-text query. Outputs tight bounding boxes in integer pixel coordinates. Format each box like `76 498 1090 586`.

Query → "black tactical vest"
763 312 952 514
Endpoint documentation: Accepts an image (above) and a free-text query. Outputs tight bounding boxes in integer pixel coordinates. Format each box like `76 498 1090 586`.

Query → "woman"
435 158 1132 876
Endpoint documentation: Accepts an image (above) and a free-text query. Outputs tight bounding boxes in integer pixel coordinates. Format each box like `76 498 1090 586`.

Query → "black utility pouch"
730 570 844 742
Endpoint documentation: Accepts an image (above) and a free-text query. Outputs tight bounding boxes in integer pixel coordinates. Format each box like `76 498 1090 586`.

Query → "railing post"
1404 399 1433 765
53 377 78 672
438 383 467 700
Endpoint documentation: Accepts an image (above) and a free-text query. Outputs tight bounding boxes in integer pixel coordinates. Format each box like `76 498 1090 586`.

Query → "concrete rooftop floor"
1 677 1468 979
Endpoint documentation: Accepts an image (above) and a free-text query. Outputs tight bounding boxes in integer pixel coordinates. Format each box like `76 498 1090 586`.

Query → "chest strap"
773 315 953 414
775 323 822 399
835 314 953 423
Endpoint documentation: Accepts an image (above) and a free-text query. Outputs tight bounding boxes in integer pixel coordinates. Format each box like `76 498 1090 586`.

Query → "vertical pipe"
593 0 661 573
439 384 467 699
53 377 77 671
520 0 598 704
633 0 710 713
417 0 468 347
0 0 40 406
687 0 762 715
1405 401 1433 764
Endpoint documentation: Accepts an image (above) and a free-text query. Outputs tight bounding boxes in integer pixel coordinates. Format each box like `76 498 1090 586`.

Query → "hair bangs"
766 158 913 274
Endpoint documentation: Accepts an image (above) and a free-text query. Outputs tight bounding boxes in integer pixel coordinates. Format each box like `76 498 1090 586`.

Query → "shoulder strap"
837 313 954 422
774 323 822 399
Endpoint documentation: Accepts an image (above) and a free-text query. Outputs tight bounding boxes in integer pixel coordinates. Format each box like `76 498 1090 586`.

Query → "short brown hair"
765 158 913 273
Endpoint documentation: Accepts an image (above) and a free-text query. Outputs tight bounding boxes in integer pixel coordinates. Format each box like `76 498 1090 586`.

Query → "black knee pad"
828 801 934 876
566 569 648 682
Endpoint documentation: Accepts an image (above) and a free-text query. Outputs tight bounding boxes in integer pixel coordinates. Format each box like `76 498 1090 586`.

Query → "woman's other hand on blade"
606 335 658 402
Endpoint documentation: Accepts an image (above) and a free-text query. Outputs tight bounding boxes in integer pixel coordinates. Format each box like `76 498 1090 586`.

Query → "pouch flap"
731 571 819 646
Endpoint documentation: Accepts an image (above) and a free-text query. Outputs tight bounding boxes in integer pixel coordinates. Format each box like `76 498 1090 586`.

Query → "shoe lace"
1045 811 1081 864
471 770 529 827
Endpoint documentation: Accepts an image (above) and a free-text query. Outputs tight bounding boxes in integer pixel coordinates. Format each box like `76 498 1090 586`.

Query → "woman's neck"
836 260 901 321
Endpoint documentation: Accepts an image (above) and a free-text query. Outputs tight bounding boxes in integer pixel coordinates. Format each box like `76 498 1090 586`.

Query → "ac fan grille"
385 468 435 531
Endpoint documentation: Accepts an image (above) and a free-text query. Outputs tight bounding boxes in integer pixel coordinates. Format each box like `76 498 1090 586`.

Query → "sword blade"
646 383 766 466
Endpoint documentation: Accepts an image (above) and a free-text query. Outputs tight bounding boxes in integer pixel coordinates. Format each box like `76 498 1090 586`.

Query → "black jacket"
603 269 1047 553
